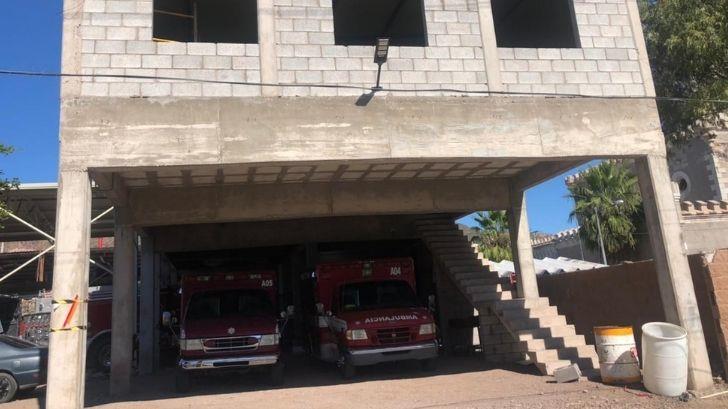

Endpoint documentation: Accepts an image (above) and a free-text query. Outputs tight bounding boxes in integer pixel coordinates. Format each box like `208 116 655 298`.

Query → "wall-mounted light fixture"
372 37 390 91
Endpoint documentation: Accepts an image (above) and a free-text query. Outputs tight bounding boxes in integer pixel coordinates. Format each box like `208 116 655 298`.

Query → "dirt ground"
9 356 728 409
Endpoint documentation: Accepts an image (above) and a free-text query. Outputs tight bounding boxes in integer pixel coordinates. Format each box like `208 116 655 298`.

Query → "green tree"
0 144 19 225
473 211 512 262
567 161 643 260
640 0 728 143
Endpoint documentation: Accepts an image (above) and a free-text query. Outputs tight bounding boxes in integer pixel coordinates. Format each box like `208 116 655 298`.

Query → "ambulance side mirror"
427 295 436 312
315 303 324 315
162 311 172 327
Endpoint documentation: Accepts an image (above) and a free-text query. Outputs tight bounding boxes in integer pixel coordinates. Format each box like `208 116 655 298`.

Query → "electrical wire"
1 69 727 104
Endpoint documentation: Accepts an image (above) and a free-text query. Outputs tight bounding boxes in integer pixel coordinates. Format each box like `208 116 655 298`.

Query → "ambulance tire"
88 335 112 374
269 362 285 386
420 358 436 372
175 370 191 393
340 358 356 380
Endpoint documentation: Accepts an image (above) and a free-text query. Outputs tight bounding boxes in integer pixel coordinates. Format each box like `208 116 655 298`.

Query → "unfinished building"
43 0 714 406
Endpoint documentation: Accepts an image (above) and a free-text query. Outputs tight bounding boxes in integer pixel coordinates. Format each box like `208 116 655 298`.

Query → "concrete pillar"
110 208 136 396
138 231 155 375
45 171 92 409
636 155 713 390
257 0 279 96
476 0 503 92
508 186 539 299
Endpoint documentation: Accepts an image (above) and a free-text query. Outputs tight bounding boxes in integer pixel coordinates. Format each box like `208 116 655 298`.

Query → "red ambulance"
309 258 438 378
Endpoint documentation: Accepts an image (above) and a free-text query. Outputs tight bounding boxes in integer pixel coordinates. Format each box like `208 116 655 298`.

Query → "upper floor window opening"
333 0 428 47
153 0 258 44
491 0 580 48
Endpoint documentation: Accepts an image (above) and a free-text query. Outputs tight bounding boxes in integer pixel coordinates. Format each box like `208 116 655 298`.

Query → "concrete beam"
110 208 136 396
45 171 92 409
128 178 510 227
92 172 128 207
61 97 664 171
508 185 539 299
151 215 422 253
636 155 713 390
512 160 588 191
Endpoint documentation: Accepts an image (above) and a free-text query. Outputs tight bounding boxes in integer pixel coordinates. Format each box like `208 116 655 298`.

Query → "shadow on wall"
538 256 726 379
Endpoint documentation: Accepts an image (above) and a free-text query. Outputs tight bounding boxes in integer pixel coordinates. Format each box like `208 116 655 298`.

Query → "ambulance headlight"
346 329 368 341
179 339 203 351
259 334 279 346
419 323 435 335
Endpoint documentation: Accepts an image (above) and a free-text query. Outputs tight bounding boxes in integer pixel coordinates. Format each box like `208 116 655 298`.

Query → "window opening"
333 0 427 46
491 0 580 48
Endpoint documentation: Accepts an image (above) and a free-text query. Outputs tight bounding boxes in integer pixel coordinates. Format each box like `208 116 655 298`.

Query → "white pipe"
91 206 114 224
5 211 56 242
89 258 113 275
0 244 56 284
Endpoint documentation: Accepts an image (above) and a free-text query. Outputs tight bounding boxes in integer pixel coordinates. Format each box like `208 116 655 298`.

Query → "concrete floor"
11 356 728 408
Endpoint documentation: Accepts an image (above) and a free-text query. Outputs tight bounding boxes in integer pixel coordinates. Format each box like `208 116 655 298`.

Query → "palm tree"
567 161 643 261
473 211 512 262
0 144 17 223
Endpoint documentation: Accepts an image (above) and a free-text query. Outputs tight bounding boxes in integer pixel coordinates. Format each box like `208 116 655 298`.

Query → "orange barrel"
593 326 641 384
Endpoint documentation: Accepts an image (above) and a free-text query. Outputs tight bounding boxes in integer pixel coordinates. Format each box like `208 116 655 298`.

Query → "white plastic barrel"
594 326 641 384
641 322 689 397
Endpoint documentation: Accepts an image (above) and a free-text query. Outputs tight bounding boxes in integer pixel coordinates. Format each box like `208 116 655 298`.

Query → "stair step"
526 345 597 362
437 253 479 261
441 259 485 268
516 325 577 341
492 298 551 312
465 284 503 294
535 359 573 376
505 315 567 331
501 305 559 320
471 290 513 303
459 278 508 287
517 334 587 351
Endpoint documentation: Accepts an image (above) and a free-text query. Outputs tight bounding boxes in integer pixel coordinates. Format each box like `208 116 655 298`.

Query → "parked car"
0 335 46 403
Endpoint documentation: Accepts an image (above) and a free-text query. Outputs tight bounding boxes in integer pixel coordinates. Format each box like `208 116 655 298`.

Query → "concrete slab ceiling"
102 158 546 189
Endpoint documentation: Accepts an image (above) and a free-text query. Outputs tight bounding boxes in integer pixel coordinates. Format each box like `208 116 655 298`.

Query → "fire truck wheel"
339 358 356 380
0 373 18 403
420 358 436 372
175 371 191 393
269 362 285 386
89 336 112 373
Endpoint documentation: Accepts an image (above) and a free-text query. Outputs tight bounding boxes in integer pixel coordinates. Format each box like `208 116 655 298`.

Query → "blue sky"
0 1 588 234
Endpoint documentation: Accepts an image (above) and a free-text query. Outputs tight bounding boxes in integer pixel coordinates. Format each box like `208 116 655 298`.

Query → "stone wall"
538 256 728 378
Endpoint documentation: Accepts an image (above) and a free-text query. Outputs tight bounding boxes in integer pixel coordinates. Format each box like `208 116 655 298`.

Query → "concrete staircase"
415 215 599 376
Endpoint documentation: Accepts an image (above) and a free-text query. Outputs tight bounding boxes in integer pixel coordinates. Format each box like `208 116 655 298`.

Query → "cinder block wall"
75 0 648 98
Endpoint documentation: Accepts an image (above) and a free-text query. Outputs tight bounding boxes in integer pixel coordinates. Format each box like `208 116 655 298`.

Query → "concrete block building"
50 0 713 406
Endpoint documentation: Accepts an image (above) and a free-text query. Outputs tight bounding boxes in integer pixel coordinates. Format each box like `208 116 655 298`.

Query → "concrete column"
625 0 656 97
46 171 92 409
257 0 279 96
110 208 136 396
636 155 713 390
476 0 503 92
508 186 539 299
138 231 155 375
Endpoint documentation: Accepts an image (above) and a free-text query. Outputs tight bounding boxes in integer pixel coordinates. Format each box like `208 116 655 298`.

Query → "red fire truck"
309 258 438 378
12 286 112 373
168 271 284 392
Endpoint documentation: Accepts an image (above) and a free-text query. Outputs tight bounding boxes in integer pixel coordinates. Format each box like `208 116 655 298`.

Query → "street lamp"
594 199 625 265
372 37 390 91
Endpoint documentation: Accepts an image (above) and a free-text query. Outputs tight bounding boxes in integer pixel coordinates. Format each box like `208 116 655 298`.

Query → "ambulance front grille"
203 336 259 352
376 327 411 345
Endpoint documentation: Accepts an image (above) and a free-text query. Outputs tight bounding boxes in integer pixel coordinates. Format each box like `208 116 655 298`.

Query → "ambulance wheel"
420 358 436 371
269 362 285 386
88 334 112 373
175 370 191 393
340 358 356 379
